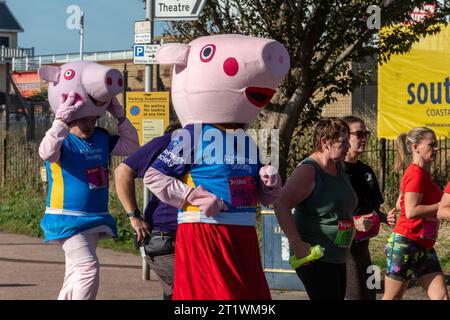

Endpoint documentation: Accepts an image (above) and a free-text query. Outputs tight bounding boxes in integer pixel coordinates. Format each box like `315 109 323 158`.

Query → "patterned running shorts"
384 233 442 282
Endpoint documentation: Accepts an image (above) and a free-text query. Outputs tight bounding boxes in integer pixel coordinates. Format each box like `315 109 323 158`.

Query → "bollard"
142 257 150 281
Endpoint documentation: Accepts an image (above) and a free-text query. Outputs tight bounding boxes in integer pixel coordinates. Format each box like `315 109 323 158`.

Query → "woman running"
383 127 448 300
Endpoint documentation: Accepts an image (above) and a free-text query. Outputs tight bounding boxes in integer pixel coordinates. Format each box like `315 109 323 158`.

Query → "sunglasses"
350 130 371 139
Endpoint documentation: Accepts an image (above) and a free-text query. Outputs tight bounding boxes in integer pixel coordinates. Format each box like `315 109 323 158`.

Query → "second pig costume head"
157 34 290 127
38 61 124 122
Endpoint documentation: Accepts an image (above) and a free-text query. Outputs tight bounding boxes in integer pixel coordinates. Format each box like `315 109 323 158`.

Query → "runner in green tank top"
274 118 357 300
294 157 357 264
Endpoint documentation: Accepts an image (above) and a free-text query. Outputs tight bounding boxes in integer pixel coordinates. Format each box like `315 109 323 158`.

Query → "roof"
0 1 24 32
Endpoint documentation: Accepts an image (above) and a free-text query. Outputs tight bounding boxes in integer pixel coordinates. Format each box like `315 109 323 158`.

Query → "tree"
164 1 449 179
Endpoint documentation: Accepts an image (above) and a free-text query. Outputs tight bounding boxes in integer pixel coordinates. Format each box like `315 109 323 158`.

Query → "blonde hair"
394 127 435 172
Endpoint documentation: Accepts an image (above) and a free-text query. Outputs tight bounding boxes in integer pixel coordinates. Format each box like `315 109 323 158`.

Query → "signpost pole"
142 0 154 282
79 11 84 60
135 0 207 283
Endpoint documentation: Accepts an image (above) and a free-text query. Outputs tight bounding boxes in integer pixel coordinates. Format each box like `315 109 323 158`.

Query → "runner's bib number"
228 176 258 209
334 220 355 247
86 166 109 190
419 217 439 240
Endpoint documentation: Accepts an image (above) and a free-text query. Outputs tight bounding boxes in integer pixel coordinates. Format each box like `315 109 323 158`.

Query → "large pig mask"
157 34 290 127
38 61 123 122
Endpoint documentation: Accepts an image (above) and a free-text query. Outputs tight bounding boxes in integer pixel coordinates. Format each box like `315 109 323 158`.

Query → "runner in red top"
383 127 448 300
394 163 442 248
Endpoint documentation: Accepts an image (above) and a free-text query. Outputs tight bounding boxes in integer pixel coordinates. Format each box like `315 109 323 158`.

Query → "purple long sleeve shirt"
123 132 178 233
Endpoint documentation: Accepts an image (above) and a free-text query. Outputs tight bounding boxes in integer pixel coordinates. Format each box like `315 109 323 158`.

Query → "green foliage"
0 185 45 237
0 181 140 254
167 1 450 177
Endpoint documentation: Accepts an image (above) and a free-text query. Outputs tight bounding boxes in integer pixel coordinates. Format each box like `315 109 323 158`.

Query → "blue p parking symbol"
134 45 144 57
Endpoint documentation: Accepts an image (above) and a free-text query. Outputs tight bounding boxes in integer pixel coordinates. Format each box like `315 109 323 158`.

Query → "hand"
129 216 150 243
290 244 324 269
386 208 397 228
259 165 281 189
354 213 374 232
107 97 125 119
55 92 83 123
186 185 228 217
292 240 311 263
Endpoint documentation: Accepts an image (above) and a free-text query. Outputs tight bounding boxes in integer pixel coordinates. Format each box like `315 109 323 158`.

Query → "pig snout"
262 41 290 78
220 40 290 79
82 65 123 103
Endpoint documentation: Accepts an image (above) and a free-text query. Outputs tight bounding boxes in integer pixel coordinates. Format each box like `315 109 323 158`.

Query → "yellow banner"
126 92 170 145
378 24 450 139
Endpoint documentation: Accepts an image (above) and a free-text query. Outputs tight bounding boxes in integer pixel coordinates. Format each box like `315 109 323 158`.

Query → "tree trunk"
257 86 312 181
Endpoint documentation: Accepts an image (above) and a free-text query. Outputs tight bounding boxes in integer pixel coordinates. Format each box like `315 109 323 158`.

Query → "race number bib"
86 166 109 190
419 217 439 240
334 220 355 248
228 176 258 209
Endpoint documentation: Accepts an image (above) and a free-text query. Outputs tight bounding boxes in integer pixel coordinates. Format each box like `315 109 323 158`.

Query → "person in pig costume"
144 34 290 300
38 61 139 300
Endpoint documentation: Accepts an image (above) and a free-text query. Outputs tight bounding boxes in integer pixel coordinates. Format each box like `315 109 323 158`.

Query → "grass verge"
1 184 450 273
0 184 140 256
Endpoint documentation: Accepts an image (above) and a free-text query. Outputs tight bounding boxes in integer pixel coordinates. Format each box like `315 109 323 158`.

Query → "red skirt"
173 223 271 300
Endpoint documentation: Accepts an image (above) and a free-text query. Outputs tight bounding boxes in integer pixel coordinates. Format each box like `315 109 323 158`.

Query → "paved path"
2 231 440 300
0 231 308 300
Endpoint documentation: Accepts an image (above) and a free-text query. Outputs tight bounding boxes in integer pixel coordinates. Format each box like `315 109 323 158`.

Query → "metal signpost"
133 0 156 281
134 0 207 281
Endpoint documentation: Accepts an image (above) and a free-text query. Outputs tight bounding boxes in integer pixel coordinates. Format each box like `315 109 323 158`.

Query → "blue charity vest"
151 124 261 226
40 128 118 241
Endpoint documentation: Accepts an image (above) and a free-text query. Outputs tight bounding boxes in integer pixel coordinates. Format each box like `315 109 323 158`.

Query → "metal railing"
0 46 34 60
11 50 134 71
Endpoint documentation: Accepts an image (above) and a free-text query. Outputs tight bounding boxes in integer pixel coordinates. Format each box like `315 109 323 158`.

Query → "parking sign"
134 45 145 57
133 44 160 64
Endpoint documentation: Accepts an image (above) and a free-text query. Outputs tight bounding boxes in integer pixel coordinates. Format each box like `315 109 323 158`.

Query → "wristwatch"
127 208 141 218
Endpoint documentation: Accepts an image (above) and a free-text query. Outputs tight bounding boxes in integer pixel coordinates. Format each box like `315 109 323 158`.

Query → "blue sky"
6 0 165 55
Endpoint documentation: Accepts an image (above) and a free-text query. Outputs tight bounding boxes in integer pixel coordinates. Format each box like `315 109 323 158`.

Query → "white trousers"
57 231 100 300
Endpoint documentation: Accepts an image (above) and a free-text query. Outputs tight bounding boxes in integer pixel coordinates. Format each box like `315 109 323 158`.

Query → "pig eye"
200 44 216 62
63 69 76 80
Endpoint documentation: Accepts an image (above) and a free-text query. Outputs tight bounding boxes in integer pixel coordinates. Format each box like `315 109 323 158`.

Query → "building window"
135 69 144 82
0 37 9 47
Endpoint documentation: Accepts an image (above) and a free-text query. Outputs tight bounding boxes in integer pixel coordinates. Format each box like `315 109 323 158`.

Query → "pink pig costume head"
157 34 290 127
38 61 123 122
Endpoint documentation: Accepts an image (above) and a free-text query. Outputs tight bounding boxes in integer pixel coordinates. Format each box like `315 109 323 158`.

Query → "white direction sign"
154 0 207 20
133 44 161 64
134 20 152 44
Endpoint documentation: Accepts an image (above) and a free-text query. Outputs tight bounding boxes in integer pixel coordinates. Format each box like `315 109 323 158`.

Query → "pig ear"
38 66 61 83
157 43 190 67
